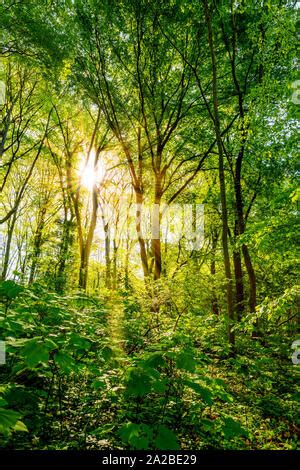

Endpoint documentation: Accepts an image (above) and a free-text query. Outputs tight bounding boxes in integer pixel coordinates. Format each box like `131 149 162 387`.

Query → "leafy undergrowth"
0 281 299 450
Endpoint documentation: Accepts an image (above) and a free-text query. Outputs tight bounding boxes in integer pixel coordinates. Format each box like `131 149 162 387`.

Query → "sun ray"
79 150 106 190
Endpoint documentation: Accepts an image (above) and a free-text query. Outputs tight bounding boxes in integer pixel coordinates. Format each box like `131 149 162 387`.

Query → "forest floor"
0 286 299 450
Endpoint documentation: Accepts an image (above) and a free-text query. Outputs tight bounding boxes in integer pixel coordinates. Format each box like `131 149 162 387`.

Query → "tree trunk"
204 0 235 347
135 189 149 278
1 210 17 280
242 244 256 312
77 187 98 290
233 213 244 321
112 239 117 290
78 246 88 290
55 213 73 293
104 222 111 289
210 230 219 315
29 205 47 284
234 166 256 313
233 248 244 321
151 203 162 280
151 174 162 281
124 204 130 289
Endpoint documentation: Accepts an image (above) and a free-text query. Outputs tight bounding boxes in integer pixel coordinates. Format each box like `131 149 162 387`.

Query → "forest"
0 0 299 453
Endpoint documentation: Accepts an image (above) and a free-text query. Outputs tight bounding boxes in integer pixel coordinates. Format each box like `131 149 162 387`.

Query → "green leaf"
4 387 37 408
0 281 24 299
0 408 21 435
68 332 92 351
133 424 153 450
125 367 152 397
185 380 213 405
21 338 50 368
6 338 31 348
154 425 180 450
44 338 58 350
119 422 153 450
54 351 77 373
215 389 233 403
141 352 166 368
175 350 196 372
201 418 215 432
119 422 141 443
0 398 8 407
222 417 248 439
91 379 106 390
101 345 115 361
151 378 167 393
13 420 28 432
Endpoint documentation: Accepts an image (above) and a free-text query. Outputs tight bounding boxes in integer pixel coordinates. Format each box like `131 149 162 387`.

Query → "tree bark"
1 210 17 280
234 161 256 313
210 229 219 316
135 189 149 278
112 239 117 290
233 247 244 321
104 222 111 289
151 176 162 280
29 205 47 284
204 0 235 347
55 213 73 293
78 187 98 290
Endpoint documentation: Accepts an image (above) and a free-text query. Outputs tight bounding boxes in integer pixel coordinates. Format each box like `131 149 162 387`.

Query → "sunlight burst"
79 150 106 190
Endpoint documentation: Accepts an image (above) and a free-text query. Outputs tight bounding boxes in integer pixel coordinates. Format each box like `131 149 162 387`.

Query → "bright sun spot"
79 150 106 190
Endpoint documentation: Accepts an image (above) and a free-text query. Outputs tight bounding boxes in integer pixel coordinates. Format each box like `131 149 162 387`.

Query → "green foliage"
20 338 55 368
119 422 179 450
0 276 298 450
119 422 153 450
174 349 197 372
154 425 180 450
0 408 24 435
0 281 24 300
54 351 77 374
184 381 213 405
0 284 110 447
221 417 248 439
0 0 298 453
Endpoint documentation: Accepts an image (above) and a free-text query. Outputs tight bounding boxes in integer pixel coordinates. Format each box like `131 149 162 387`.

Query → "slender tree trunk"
77 188 98 290
124 203 130 289
29 205 47 284
135 189 149 278
224 5 257 316
242 244 256 312
16 232 28 281
210 230 219 316
233 213 244 321
162 223 168 277
55 213 73 293
104 223 111 289
1 210 17 280
96 268 101 290
112 239 117 290
78 246 88 290
151 202 162 280
234 164 256 313
152 234 161 280
233 248 244 321
204 0 235 347
151 174 163 280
